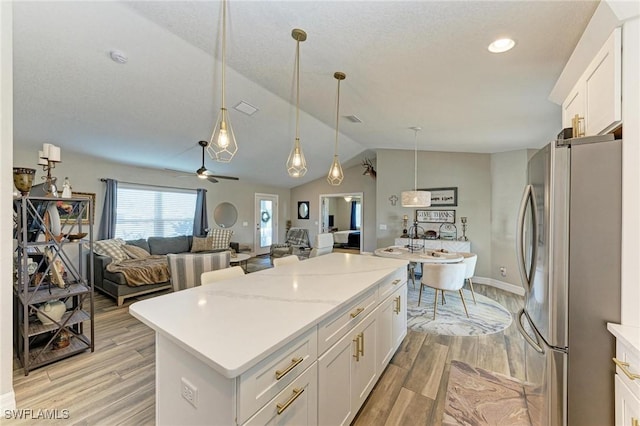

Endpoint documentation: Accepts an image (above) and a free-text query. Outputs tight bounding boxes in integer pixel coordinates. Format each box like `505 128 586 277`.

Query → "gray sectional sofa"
93 235 237 305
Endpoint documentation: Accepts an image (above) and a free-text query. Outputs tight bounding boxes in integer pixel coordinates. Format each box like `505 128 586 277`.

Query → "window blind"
115 183 197 240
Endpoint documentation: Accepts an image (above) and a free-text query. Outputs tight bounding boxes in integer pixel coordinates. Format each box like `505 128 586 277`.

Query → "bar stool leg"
459 289 470 318
433 288 438 319
418 282 424 306
468 278 477 304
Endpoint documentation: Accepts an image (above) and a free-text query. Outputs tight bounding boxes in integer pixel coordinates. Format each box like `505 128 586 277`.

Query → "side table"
230 253 252 272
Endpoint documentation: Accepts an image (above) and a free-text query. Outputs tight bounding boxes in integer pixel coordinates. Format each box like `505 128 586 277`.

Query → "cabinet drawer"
616 341 640 402
238 327 317 424
378 268 406 302
615 374 640 426
317 288 377 355
243 362 318 426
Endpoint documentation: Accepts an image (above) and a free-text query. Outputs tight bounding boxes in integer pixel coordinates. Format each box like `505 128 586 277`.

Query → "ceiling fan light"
327 155 344 186
207 108 238 162
401 191 431 207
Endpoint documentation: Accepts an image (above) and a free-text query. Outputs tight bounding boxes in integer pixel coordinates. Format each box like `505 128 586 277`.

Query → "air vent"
234 101 258 116
345 115 362 123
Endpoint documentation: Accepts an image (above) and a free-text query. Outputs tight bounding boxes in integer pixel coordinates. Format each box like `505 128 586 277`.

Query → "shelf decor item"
13 167 36 196
36 300 66 325
459 216 469 241
38 143 62 197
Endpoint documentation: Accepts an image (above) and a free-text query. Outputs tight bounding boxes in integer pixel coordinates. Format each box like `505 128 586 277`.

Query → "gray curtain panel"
98 178 118 240
193 188 208 237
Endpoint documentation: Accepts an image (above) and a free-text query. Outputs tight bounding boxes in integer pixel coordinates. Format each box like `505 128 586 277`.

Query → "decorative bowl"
13 167 36 196
36 300 66 325
65 232 88 241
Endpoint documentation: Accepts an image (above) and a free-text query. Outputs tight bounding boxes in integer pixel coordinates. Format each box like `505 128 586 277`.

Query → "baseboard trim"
473 277 525 296
0 389 16 411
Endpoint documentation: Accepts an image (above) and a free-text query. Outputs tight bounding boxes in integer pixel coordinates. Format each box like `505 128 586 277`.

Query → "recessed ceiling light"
488 38 515 53
234 101 258 116
345 115 362 123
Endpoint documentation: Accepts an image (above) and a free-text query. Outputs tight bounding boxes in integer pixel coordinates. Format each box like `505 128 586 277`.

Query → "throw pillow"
121 244 151 259
94 238 129 262
191 236 213 253
208 228 233 250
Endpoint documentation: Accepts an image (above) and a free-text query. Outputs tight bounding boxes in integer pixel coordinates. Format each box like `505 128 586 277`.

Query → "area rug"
407 286 512 336
444 360 531 425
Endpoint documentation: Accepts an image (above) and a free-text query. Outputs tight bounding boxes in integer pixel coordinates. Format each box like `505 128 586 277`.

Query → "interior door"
254 193 278 255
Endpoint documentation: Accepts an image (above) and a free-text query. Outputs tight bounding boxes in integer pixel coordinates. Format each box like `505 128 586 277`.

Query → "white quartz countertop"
129 253 408 378
608 323 640 357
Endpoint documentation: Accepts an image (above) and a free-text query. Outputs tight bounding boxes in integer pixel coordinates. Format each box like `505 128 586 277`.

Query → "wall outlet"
181 377 198 408
379 224 387 230
500 266 507 277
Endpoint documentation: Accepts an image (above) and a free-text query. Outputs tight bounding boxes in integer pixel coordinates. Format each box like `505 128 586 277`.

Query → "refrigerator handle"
516 184 538 293
517 309 545 354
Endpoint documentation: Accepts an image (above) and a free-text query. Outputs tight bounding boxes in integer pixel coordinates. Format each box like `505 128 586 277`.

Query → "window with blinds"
115 183 197 240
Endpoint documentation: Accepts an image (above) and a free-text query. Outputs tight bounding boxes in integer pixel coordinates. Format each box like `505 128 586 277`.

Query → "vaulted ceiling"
12 1 598 188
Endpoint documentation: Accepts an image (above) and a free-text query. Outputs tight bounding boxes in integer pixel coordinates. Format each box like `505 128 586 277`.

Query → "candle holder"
401 215 409 237
38 143 62 197
459 216 468 241
407 220 425 253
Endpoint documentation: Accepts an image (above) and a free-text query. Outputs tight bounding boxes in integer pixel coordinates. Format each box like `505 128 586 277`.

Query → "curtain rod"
99 178 205 192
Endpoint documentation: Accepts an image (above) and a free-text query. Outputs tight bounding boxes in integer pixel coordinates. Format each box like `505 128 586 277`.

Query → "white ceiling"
12 1 598 188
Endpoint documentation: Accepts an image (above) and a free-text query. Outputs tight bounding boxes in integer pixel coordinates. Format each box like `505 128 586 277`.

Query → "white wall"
290 163 377 252
1 0 15 410
376 149 492 277
490 150 528 287
12 148 291 246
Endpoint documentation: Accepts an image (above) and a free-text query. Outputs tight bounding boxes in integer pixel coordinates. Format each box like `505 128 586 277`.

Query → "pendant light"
287 29 308 178
327 72 346 185
207 0 238 163
401 127 431 207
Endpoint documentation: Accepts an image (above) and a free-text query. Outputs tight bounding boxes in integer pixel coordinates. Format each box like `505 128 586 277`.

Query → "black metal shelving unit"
13 196 94 376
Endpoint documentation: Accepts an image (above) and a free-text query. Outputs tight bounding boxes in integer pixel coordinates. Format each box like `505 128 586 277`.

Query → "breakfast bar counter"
130 253 409 425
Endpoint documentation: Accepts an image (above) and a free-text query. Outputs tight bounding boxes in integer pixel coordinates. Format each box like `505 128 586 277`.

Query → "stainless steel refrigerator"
516 133 622 426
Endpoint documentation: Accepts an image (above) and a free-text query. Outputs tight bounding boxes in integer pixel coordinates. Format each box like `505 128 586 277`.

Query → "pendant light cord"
295 38 300 139
334 78 341 154
221 0 227 109
413 129 418 191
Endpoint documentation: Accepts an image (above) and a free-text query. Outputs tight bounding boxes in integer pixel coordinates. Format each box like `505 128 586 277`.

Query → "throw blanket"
106 255 170 287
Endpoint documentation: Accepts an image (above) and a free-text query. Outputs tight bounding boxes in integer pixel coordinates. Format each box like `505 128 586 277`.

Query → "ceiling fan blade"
206 176 219 183
206 174 239 181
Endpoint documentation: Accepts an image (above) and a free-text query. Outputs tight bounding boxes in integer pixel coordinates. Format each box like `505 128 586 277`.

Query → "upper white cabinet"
562 27 622 136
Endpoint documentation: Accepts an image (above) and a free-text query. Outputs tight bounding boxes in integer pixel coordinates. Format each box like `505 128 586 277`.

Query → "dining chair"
309 233 334 258
201 266 245 285
419 263 468 319
273 255 300 267
459 252 478 304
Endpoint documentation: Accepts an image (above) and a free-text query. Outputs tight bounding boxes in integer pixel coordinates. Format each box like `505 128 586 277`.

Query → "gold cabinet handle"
275 357 303 380
392 279 400 285
613 358 640 380
394 296 401 314
353 334 361 362
633 417 639 426
571 114 585 138
276 387 304 415
350 307 364 318
359 332 365 357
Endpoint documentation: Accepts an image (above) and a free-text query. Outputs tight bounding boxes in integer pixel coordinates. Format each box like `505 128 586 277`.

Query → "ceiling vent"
234 101 258 116
345 115 362 123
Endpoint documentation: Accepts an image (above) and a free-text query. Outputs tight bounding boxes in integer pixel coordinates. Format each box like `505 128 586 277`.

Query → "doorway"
254 193 278 255
319 192 364 253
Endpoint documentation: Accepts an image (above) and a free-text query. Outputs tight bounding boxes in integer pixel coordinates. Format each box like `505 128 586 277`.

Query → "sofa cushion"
209 228 233 250
125 238 150 253
121 244 151 259
94 238 129 262
191 236 213 253
148 235 190 255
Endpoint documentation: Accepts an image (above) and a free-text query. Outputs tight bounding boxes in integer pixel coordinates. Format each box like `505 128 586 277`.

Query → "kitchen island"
130 252 408 425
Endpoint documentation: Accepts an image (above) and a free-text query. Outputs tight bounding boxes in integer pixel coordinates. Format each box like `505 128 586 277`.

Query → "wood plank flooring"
11 257 524 425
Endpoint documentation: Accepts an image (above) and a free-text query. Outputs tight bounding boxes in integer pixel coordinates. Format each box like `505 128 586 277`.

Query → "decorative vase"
13 167 36 196
36 300 66 325
52 329 70 350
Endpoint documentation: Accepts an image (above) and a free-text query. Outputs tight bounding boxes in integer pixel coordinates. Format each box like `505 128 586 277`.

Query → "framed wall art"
416 209 456 223
419 187 458 206
58 192 95 225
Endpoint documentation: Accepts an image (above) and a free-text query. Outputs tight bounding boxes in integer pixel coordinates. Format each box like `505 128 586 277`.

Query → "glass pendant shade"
401 190 431 207
287 138 307 177
327 155 344 185
207 108 237 163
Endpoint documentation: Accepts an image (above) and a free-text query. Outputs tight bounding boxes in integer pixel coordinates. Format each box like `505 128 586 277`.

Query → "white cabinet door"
351 312 378 415
562 83 585 134
376 284 408 371
318 332 353 426
392 286 408 350
585 27 622 136
615 374 640 426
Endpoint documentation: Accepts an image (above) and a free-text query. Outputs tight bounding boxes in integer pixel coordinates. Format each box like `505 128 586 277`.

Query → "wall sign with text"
418 187 458 206
416 209 456 223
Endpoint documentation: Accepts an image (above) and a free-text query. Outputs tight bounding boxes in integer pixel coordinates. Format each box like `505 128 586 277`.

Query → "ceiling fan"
167 141 239 183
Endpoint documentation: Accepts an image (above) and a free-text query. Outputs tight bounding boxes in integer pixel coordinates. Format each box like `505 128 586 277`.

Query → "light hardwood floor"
11 258 524 425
